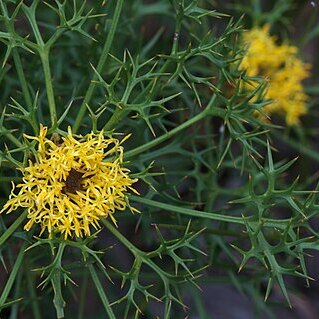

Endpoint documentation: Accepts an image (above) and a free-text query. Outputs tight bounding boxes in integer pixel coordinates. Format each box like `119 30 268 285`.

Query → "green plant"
0 1 318 318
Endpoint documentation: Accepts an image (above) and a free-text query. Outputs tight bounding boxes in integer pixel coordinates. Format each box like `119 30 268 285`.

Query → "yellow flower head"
1 125 139 239
240 25 311 125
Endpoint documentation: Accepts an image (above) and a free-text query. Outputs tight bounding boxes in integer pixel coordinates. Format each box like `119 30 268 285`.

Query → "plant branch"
40 48 57 128
0 211 27 247
88 264 116 319
101 218 141 256
73 0 125 133
0 242 27 310
130 196 291 229
125 103 223 159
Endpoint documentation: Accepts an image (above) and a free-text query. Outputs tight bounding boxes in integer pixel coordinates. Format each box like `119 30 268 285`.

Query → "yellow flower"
0 125 139 239
240 25 310 125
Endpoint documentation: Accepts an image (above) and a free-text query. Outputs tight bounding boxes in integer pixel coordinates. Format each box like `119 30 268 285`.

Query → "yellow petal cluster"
1 125 139 239
240 25 310 125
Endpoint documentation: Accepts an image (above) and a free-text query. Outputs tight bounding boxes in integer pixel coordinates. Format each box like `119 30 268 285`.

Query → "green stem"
156 223 245 237
5 132 24 148
1 0 32 110
251 0 262 25
132 196 243 224
73 0 125 133
125 108 212 159
46 29 64 50
0 243 26 310
26 256 41 319
40 48 57 128
102 107 125 132
77 271 88 319
2 6 32 110
0 177 22 183
101 218 141 255
9 263 23 319
88 265 116 319
0 211 27 247
130 196 291 229
0 157 22 169
52 243 66 319
171 3 183 54
26 9 44 46
103 76 135 131
22 1 56 126
12 50 32 110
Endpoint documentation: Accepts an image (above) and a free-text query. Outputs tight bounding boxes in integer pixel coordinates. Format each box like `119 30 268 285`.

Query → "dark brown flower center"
62 169 84 194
